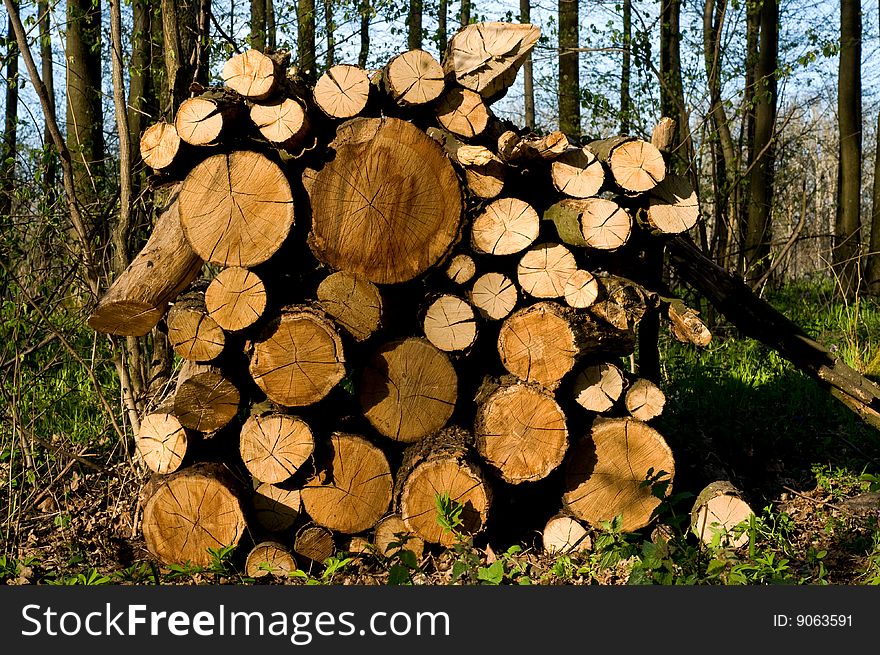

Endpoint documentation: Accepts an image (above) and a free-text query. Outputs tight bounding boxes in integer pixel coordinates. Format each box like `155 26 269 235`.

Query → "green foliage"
289 553 354 585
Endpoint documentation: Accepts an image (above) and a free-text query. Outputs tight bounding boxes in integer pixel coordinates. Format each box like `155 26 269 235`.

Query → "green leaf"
451 560 469 583
397 549 418 570
477 560 505 585
388 563 413 586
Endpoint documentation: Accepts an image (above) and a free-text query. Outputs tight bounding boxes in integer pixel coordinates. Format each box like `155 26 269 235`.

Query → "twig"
781 485 849 514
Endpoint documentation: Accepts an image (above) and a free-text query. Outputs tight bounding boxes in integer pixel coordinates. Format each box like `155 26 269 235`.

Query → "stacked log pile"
90 22 720 570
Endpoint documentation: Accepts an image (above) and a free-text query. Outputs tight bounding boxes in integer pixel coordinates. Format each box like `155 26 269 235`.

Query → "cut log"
551 146 605 198
423 294 478 352
88 190 203 336
384 49 445 106
204 267 267 332
301 433 393 534
445 253 477 284
690 481 754 549
503 131 569 162
249 306 345 407
545 197 632 251
135 403 188 474
625 378 666 421
179 150 295 267
221 49 281 100
474 382 569 483
140 121 182 170
469 272 518 320
572 363 625 413
173 362 240 433
359 337 458 443
316 271 384 342
245 541 297 578
240 411 314 484
313 64 372 118
166 286 226 362
304 117 462 284
590 275 654 332
471 197 540 256
516 242 578 298
588 136 666 193
397 426 492 546
645 174 699 234
542 514 592 554
563 417 675 532
442 21 541 101
428 128 507 199
435 87 491 138
250 96 311 150
346 536 373 555
294 523 336 564
141 463 246 567
665 297 712 347
252 482 302 532
563 269 600 309
651 116 676 152
373 514 426 560
175 95 242 146
498 301 635 390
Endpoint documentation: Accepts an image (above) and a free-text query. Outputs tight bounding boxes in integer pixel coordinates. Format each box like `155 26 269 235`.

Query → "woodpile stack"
90 22 716 570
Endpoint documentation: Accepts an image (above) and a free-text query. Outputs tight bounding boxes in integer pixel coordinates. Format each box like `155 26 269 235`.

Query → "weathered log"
663 297 712 347
304 117 462 284
316 271 384 342
166 285 226 362
469 272 518 321
173 361 240 433
502 131 569 163
204 267 267 332
651 116 676 152
426 127 505 199
294 523 336 564
545 198 632 251
590 275 655 332
690 481 754 549
88 189 203 336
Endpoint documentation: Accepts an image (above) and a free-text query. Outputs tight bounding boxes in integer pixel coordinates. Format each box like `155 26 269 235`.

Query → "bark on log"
304 117 462 284
545 197 632 251
88 190 203 336
503 131 569 162
359 337 458 443
563 417 675 532
427 127 505 199
664 297 712 347
179 150 295 267
590 275 655 332
690 481 754 549
204 267 267 332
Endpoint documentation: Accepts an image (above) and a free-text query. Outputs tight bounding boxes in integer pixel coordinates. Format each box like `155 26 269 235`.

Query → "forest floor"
2 279 880 586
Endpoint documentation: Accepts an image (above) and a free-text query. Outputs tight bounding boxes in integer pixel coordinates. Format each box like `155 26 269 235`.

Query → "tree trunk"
267 0 276 49
38 0 55 206
835 0 862 295
250 0 267 50
558 0 580 137
620 0 631 134
743 0 778 285
437 0 448 53
358 0 370 68
324 0 335 68
298 0 316 83
407 0 422 50
659 0 691 176
869 110 880 295
1 2 18 221
520 0 534 129
460 0 471 27
161 0 202 112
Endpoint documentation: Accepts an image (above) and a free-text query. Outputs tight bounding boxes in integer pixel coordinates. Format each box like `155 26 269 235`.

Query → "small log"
427 128 506 199
474 382 569 483
294 523 336 564
469 272 518 321
346 536 373 556
516 242 578 298
221 49 282 100
625 378 666 421
690 481 754 549
588 136 666 193
498 301 635 390
140 121 182 170
542 514 592 554
651 116 676 152
423 294 478 352
246 541 297 578
249 96 311 150
301 433 393 534
551 146 605 198
645 174 699 234
590 275 655 332
240 411 315 484
179 150 295 267
249 306 346 407
572 363 625 413
252 481 302 533
313 64 372 118
304 117 462 284
445 254 477 284
141 462 246 567
503 131 569 163
166 286 226 362
384 49 445 106
471 197 540 256
316 271 384 342
373 513 425 560
563 417 675 532
135 402 188 474
545 198 632 251
204 267 267 332
397 426 492 546
435 87 491 138
173 361 240 432
442 21 540 101
359 337 458 443
88 190 203 336
175 94 243 146
563 269 600 309
664 297 712 347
